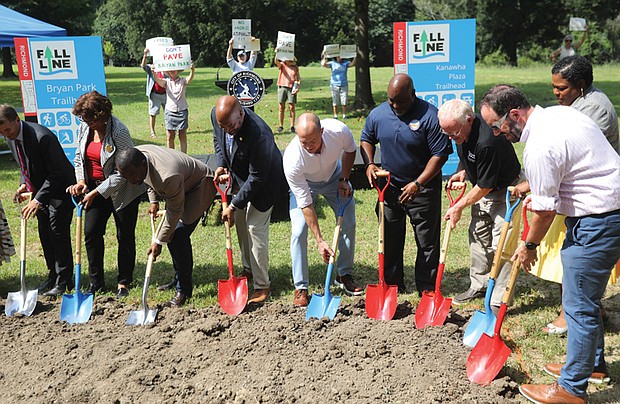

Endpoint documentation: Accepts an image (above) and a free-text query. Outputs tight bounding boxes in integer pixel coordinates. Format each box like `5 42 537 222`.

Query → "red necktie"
14 139 35 193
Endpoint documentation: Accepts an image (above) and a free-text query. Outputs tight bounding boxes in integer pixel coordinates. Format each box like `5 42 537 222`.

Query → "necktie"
14 139 34 192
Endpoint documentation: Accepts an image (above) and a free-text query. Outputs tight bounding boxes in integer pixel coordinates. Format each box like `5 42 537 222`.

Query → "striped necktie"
14 139 35 192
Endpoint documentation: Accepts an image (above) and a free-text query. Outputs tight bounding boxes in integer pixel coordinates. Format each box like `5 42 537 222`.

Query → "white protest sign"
232 19 251 48
145 37 174 56
340 44 357 59
569 17 587 31
246 38 261 51
153 44 191 72
276 31 295 61
323 44 340 58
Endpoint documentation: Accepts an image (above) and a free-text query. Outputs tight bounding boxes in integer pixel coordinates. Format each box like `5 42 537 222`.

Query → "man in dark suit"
115 145 217 307
211 96 287 304
0 104 75 296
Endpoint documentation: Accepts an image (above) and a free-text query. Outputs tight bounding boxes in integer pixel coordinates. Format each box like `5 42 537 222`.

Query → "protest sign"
276 31 295 61
232 19 251 48
145 37 173 55
246 38 261 51
153 45 192 72
569 17 586 31
340 45 357 59
323 44 339 58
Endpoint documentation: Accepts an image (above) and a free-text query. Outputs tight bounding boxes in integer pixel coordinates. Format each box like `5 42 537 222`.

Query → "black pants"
169 217 199 297
37 198 74 288
84 193 139 288
378 180 442 293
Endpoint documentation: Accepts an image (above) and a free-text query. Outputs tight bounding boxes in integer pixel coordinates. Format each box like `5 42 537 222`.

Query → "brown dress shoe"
520 382 586 404
248 288 270 304
293 289 309 307
544 363 610 384
164 292 187 307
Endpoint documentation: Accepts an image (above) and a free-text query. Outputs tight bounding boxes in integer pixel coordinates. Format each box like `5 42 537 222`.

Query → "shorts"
277 86 297 104
148 92 166 115
164 109 188 130
330 84 348 106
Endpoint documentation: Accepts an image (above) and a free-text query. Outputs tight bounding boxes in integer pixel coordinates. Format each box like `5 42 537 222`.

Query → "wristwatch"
524 241 539 250
414 180 425 191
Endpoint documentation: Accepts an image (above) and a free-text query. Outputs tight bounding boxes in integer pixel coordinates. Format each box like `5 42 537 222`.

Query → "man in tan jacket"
116 145 216 306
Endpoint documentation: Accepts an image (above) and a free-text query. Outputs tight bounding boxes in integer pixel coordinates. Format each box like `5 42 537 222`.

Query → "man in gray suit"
116 145 216 306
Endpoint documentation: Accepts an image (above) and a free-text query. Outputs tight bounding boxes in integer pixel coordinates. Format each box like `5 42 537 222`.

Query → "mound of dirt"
0 297 520 403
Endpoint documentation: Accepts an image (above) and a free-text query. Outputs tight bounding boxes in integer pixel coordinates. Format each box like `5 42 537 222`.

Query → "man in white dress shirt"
480 84 620 404
283 113 361 307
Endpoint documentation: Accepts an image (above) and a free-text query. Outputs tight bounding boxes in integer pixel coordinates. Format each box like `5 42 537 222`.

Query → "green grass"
1 64 620 399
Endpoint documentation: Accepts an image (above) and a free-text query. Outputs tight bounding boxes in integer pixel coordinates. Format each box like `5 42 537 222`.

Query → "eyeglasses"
490 112 509 132
441 123 465 138
565 40 573 43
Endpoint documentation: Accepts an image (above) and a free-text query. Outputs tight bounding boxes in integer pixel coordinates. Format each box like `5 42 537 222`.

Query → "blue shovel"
60 196 93 324
306 190 353 321
463 188 521 347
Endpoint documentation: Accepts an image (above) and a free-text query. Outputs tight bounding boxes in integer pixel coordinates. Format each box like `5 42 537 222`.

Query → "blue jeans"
559 209 620 397
289 168 356 290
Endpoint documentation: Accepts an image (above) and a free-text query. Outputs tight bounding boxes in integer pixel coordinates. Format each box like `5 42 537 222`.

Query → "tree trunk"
2 47 18 78
354 0 374 110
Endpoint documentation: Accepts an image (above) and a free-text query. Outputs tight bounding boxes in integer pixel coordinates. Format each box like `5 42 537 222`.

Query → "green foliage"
478 48 510 66
3 0 98 35
368 0 416 66
263 43 276 68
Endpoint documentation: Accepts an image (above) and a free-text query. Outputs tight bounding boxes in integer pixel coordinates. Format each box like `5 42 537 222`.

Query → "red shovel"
467 206 530 385
365 170 398 321
414 181 466 328
214 177 248 316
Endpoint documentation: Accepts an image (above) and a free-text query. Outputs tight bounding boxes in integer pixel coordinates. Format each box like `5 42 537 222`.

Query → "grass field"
1 63 620 400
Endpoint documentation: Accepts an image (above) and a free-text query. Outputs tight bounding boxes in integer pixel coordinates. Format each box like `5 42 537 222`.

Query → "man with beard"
480 84 620 404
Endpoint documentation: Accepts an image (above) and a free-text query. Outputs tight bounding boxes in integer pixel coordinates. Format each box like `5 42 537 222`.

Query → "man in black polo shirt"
438 99 523 310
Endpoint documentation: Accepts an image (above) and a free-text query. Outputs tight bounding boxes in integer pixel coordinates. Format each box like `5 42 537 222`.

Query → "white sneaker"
333 115 338 119
342 114 347 119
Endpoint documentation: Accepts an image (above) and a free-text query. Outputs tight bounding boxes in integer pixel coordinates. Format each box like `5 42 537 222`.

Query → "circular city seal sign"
227 71 265 107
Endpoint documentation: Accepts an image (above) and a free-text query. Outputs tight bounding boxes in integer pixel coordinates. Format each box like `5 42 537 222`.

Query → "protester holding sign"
274 48 300 134
141 48 168 139
226 37 257 73
151 52 195 154
551 27 588 62
321 48 356 120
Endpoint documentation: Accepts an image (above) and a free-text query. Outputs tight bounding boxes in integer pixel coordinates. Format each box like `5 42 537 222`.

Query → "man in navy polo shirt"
360 74 452 294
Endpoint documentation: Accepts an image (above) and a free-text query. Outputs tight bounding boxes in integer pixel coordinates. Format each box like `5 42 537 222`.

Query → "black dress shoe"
157 279 176 291
87 284 104 295
43 285 67 296
116 287 129 299
164 292 187 307
37 278 56 294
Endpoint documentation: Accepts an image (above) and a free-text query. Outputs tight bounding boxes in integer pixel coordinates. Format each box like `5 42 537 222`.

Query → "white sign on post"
232 19 251 49
323 44 340 58
246 38 261 51
569 17 587 31
153 44 192 72
145 37 174 56
340 45 357 59
276 31 295 61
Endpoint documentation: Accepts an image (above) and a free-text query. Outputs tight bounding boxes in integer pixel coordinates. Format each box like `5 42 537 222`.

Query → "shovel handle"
336 190 354 218
504 188 522 223
446 182 467 207
372 170 390 203
213 176 231 204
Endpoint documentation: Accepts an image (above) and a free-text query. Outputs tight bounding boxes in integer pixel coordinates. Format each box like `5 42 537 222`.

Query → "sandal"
150 132 157 138
543 322 568 335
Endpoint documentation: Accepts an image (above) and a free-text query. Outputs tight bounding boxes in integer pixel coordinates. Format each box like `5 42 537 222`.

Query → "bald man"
360 74 452 295
283 113 361 307
211 96 287 304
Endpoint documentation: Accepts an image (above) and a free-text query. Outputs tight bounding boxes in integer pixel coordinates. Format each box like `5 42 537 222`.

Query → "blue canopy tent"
0 4 66 48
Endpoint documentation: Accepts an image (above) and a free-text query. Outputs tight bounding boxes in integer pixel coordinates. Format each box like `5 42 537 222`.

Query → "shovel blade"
60 292 93 324
414 293 452 328
463 309 497 347
466 333 511 385
126 308 158 326
365 283 398 320
218 276 248 316
306 293 341 321
5 289 38 317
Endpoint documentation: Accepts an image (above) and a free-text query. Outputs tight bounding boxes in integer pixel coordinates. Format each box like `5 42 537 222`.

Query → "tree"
354 0 373 109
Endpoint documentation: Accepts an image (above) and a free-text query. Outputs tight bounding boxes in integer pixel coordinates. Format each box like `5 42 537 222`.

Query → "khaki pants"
234 202 273 289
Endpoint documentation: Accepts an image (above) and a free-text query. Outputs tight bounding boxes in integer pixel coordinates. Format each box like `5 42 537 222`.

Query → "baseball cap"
237 50 246 57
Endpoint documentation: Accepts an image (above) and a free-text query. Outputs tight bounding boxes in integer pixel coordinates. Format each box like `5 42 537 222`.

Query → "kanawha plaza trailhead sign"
393 19 476 177
227 70 265 107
